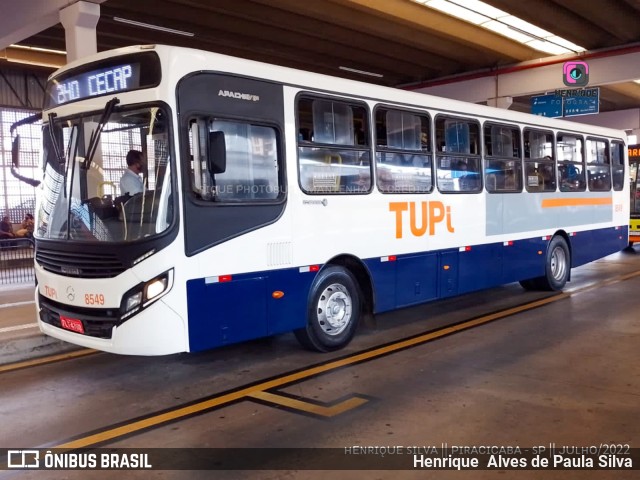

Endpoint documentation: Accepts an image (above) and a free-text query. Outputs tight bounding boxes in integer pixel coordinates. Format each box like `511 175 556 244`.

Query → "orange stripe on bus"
541 197 612 208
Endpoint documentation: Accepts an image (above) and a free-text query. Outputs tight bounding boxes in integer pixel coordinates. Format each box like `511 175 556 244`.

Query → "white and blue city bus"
10 45 628 355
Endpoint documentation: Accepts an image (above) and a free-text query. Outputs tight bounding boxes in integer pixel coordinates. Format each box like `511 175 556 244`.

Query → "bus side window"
484 123 522 193
297 96 371 195
586 138 611 192
611 141 625 191
374 107 432 194
557 133 585 192
435 116 481 193
189 117 282 202
524 128 556 192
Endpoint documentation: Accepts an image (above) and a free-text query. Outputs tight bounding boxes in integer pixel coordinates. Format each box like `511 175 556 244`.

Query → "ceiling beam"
551 0 640 43
332 0 540 61
249 0 512 67
98 20 407 81
482 0 614 49
412 50 640 103
98 5 438 80
605 82 640 103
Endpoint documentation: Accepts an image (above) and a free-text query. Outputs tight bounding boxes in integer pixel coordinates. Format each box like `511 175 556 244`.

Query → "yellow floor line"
0 348 97 373
247 390 369 417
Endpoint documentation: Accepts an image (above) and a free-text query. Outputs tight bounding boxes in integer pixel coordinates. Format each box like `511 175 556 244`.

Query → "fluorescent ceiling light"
1 45 66 68
113 17 195 37
339 66 384 78
413 0 585 55
10 44 67 55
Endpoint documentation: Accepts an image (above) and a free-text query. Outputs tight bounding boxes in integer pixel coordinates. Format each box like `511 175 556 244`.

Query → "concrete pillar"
59 1 100 63
487 96 513 109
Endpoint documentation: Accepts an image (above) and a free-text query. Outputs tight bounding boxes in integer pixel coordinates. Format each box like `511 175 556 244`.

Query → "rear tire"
519 236 570 291
294 266 360 352
542 236 570 290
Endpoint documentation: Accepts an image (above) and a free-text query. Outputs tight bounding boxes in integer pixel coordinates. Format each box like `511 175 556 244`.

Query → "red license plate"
60 315 85 334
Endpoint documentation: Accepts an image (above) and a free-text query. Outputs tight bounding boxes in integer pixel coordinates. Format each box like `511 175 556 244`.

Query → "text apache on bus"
218 89 260 102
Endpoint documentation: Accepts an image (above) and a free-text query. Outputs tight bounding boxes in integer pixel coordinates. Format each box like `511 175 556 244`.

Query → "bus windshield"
36 104 173 243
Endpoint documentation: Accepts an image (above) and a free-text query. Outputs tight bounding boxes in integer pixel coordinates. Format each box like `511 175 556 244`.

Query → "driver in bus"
119 149 145 196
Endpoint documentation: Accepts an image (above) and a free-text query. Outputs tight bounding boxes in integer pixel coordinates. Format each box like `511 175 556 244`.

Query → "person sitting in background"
16 213 34 238
561 163 582 191
119 150 145 196
0 215 15 239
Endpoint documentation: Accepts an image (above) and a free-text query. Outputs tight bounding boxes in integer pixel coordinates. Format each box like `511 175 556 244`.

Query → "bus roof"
49 44 626 141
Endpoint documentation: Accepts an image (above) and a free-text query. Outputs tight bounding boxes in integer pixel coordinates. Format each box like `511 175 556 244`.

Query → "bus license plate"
60 315 85 334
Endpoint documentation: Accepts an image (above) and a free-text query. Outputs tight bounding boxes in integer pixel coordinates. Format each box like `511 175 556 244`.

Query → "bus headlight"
145 276 168 301
125 292 143 312
121 269 174 318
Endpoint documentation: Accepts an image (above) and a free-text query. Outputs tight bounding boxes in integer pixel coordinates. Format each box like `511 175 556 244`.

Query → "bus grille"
39 295 120 339
36 247 126 278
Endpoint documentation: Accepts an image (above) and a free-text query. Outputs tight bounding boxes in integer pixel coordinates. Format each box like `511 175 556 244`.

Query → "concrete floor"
1 250 639 479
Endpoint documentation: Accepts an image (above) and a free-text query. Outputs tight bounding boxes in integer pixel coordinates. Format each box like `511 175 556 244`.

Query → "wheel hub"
551 246 567 281
317 283 352 336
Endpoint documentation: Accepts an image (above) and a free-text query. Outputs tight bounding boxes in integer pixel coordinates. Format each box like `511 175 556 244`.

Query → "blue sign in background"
531 94 563 118
531 88 599 118
563 89 599 117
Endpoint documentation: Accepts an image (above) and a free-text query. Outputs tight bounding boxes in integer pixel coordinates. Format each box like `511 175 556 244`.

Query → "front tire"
294 266 360 352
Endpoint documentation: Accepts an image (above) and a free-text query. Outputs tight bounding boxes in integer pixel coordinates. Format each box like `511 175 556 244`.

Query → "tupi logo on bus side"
389 201 454 239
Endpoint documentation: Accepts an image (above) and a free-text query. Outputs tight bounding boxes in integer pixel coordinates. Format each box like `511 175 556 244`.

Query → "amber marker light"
272 291 285 299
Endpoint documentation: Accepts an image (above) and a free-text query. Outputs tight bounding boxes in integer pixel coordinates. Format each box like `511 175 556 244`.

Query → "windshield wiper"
83 96 119 170
47 112 65 167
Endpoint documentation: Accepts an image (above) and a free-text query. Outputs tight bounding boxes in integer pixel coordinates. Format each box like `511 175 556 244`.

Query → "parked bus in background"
628 144 640 245
9 45 628 356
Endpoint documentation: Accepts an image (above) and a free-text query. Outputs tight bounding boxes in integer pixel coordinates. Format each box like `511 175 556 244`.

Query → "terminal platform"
0 284 80 365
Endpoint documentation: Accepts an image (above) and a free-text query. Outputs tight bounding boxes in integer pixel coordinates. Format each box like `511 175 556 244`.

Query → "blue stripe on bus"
186 226 627 352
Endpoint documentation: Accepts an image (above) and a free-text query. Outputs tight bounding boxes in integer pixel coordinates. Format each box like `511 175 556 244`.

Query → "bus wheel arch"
294 255 372 352
328 255 374 317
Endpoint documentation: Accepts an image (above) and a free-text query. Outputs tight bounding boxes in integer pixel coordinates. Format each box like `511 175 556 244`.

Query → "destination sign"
52 64 140 105
45 52 161 107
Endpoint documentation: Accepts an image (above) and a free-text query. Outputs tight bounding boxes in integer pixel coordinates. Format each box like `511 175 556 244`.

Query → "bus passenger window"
611 141 625 191
524 129 556 192
435 116 481 193
374 107 432 194
557 133 585 192
586 138 611 192
484 123 522 193
297 96 371 194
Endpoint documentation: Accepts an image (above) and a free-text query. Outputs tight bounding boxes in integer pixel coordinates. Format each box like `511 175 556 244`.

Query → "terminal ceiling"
5 0 640 113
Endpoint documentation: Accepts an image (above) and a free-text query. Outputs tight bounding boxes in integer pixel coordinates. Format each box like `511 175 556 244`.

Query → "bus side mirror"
207 131 226 174
11 135 20 168
10 134 40 187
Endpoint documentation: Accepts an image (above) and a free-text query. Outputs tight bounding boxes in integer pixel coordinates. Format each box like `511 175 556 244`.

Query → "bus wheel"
520 236 571 291
294 266 360 352
539 236 571 291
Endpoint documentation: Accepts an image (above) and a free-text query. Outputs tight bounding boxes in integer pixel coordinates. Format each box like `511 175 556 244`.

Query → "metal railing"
0 238 35 285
